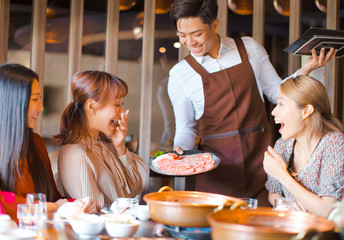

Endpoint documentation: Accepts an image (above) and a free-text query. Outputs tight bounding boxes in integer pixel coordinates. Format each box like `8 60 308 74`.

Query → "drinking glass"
111 198 139 217
240 198 258 209
36 212 68 240
17 203 44 230
26 193 47 217
273 197 294 211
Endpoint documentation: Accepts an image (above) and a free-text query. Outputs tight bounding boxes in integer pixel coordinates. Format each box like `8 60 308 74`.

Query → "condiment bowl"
0 215 17 233
57 202 84 218
136 205 150 221
68 214 104 237
101 214 140 237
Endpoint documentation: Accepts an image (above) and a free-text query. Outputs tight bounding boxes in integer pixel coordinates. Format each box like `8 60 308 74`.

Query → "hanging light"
159 47 167 53
120 0 137 11
155 0 174 14
273 0 290 16
228 0 253 15
46 7 57 19
315 0 327 12
133 12 144 39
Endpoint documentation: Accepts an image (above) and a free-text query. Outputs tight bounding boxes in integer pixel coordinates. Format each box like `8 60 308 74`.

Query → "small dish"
101 214 140 237
0 229 36 240
0 215 17 233
136 205 150 221
68 214 105 237
57 202 84 218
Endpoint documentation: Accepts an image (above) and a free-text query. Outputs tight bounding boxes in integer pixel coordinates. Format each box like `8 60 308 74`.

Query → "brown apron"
184 38 272 206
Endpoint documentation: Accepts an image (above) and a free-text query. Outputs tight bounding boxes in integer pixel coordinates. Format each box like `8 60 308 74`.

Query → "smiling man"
167 0 335 205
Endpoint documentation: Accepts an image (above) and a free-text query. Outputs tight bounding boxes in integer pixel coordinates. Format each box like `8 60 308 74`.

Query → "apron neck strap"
234 37 248 62
184 54 209 78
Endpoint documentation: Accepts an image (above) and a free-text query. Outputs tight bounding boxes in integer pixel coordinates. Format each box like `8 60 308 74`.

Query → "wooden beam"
325 0 339 113
67 0 84 102
288 0 301 75
0 0 10 65
105 0 119 75
217 0 228 37
139 0 155 164
252 0 265 45
31 0 47 134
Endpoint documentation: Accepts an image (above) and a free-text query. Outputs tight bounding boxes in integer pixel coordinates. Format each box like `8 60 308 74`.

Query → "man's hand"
173 146 184 155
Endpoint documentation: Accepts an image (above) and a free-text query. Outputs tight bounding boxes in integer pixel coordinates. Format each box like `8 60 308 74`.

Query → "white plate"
0 229 36 240
149 150 220 176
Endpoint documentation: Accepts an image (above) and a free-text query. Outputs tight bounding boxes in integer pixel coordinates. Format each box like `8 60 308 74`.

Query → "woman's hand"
46 202 60 213
297 48 337 76
111 109 129 155
263 146 289 183
73 197 97 214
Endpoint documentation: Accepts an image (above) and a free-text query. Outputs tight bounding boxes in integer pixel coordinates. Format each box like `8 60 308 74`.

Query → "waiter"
167 0 335 206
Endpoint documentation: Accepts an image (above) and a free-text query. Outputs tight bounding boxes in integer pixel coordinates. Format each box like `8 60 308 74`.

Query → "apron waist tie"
202 125 264 140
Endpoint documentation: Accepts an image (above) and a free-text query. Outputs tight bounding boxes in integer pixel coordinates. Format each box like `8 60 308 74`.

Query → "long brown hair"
0 63 55 201
280 76 343 135
54 70 128 145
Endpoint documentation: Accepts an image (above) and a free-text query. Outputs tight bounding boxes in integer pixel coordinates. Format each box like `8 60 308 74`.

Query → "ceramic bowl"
101 214 140 237
135 205 150 221
68 214 104 237
0 215 17 233
57 202 84 218
0 229 36 240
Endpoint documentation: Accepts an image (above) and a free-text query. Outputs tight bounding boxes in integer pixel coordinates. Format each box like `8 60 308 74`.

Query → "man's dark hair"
170 0 218 28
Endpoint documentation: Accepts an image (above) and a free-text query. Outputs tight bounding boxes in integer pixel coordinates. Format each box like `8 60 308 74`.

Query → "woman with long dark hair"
0 63 96 220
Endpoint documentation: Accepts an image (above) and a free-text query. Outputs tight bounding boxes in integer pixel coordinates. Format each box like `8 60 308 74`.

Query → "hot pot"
208 207 335 240
143 186 245 228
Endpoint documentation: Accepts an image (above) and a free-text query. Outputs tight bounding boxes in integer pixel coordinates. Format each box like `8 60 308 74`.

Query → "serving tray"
284 27 344 58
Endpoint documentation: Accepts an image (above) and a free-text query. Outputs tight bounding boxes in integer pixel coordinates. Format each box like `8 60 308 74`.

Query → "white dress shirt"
168 36 297 150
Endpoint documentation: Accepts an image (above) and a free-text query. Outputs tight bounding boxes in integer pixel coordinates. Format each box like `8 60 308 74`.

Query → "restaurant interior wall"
1 0 344 155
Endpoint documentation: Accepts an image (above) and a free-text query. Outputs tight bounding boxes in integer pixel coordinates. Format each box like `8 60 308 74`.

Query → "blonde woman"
264 75 344 217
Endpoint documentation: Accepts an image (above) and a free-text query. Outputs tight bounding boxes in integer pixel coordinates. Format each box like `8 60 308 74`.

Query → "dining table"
63 219 176 240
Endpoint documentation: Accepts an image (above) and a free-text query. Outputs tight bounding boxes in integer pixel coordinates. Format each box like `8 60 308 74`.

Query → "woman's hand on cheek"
111 109 129 154
263 146 288 182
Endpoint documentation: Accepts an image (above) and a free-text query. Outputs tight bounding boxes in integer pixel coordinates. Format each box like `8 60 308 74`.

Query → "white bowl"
68 214 104 237
101 214 140 237
0 215 17 233
0 229 36 240
136 205 150 221
57 202 84 218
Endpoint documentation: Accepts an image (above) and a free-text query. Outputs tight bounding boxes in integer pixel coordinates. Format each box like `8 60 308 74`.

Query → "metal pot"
143 186 245 227
208 207 335 240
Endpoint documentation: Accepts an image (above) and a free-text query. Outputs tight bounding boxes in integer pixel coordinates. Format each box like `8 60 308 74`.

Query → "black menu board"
284 27 344 58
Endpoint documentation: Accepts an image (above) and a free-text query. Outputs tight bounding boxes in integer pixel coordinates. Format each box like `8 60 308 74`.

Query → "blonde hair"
280 75 343 135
